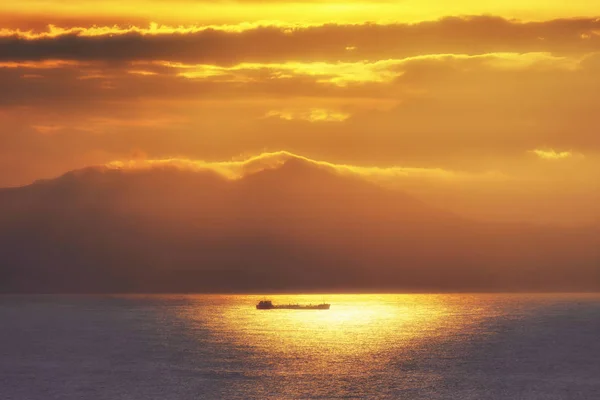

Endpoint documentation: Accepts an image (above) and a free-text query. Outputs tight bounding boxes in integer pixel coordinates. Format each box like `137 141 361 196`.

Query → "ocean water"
1 294 599 399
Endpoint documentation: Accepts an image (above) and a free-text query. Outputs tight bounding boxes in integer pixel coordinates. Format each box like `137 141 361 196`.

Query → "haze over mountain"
0 153 598 293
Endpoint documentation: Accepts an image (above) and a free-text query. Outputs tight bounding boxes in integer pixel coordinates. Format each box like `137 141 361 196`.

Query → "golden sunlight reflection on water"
176 294 500 372
4 294 600 399
113 293 600 398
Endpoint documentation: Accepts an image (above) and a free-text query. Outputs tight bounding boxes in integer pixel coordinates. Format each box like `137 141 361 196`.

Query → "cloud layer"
1 10 599 227
2 17 600 63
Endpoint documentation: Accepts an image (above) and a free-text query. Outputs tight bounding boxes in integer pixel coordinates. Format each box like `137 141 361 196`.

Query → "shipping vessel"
256 300 330 310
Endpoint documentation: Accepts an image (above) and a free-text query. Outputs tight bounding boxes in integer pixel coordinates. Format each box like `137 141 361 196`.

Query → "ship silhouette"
256 300 330 310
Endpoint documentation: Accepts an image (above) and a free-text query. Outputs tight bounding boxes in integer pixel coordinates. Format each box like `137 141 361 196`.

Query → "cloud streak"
530 149 584 160
39 150 599 226
2 17 600 64
102 150 504 184
265 109 350 122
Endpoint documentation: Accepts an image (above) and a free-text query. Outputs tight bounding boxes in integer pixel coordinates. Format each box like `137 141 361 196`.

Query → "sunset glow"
2 2 600 398
1 0 599 227
179 295 467 356
3 1 600 27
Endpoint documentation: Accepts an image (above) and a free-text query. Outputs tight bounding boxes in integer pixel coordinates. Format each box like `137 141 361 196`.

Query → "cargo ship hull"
256 301 330 310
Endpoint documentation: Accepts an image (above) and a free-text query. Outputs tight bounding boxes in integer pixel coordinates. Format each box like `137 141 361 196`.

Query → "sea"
1 294 599 399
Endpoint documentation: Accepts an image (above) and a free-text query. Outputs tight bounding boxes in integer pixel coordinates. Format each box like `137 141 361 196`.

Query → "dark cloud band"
1 16 600 64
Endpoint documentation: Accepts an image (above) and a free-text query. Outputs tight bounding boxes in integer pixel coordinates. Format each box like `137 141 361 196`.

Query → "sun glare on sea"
176 294 490 361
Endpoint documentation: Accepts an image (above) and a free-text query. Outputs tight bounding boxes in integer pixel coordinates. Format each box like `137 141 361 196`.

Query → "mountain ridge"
0 158 598 293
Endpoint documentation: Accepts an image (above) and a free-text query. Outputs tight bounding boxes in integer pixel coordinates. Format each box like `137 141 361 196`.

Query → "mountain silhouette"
0 158 598 293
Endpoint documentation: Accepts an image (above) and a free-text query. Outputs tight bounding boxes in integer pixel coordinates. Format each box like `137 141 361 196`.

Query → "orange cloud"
2 17 600 65
0 22 329 39
0 60 84 69
151 53 580 87
530 149 584 160
103 151 505 184
127 70 159 76
163 60 403 85
265 109 350 122
31 124 65 135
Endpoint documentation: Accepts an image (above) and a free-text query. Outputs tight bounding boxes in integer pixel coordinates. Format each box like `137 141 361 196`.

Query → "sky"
1 0 600 225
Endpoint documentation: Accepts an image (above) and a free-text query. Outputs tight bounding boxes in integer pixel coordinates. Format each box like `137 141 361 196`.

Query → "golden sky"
3 1 600 27
1 0 599 225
